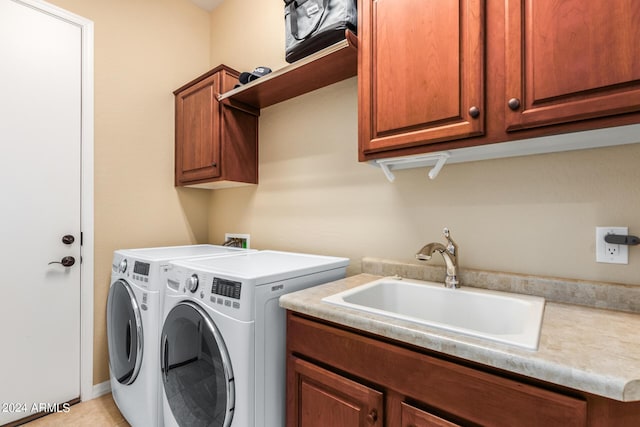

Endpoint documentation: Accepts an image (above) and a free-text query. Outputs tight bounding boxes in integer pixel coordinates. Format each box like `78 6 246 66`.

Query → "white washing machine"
159 250 349 427
107 245 252 427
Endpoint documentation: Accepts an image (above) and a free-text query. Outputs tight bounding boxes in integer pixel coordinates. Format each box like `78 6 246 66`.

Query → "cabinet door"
288 312 589 427
288 356 383 427
505 0 640 131
401 402 461 427
175 72 221 185
359 0 484 158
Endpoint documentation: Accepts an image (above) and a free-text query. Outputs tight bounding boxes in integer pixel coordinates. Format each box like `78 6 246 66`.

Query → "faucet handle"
442 227 457 255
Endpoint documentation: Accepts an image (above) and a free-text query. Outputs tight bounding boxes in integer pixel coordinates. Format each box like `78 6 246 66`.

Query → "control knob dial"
186 274 199 293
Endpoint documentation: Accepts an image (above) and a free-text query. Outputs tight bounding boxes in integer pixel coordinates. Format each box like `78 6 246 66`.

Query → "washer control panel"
112 256 150 288
131 261 150 284
133 261 150 276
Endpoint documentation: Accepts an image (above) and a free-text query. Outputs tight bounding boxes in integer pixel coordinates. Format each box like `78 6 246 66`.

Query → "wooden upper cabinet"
505 0 640 131
359 0 484 159
175 72 222 184
174 65 258 189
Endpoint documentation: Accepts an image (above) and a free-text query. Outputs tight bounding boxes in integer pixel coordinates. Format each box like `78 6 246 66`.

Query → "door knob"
48 256 76 267
62 235 75 245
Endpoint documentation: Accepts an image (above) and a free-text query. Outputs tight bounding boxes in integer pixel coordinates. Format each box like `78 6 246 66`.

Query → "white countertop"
280 273 640 402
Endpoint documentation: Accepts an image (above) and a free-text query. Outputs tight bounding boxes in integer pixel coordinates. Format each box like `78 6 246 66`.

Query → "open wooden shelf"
218 30 357 111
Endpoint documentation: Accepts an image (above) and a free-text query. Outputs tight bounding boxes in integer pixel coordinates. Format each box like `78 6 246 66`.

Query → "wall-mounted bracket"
373 152 451 183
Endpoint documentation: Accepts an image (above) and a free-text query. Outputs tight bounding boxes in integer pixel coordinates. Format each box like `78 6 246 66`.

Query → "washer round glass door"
161 301 235 427
106 279 143 385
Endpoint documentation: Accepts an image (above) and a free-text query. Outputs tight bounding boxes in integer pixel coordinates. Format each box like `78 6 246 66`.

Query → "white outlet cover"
596 226 629 264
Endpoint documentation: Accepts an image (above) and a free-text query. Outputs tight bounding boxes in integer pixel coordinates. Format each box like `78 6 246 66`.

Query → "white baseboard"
91 380 111 399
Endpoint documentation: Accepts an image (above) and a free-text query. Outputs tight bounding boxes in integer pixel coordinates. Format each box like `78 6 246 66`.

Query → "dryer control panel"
163 266 252 321
211 278 242 299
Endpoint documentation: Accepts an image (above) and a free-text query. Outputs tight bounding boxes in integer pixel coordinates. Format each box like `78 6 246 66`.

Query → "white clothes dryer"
107 245 251 427
159 250 349 427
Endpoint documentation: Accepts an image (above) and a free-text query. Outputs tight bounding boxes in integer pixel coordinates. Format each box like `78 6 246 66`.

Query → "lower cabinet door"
289 356 383 427
401 402 462 427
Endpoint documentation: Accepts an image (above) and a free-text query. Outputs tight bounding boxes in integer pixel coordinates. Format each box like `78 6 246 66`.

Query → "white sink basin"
322 278 545 350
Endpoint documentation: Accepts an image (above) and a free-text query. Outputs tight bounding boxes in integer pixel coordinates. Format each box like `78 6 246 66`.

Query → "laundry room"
2 0 640 426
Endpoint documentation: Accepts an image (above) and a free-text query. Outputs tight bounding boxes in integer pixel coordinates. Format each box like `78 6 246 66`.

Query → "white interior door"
0 0 82 424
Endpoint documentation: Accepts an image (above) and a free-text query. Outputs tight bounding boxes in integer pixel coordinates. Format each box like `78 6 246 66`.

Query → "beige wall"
49 0 212 385
41 0 640 388
208 0 640 285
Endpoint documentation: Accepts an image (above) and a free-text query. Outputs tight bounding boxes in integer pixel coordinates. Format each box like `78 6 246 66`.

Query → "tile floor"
20 394 129 427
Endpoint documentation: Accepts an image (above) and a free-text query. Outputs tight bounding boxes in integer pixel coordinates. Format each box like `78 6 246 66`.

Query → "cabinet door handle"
508 98 521 111
211 162 217 168
367 408 378 424
468 106 480 118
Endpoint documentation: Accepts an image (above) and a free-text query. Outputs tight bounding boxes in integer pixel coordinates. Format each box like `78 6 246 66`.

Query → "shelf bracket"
374 152 451 183
378 162 396 182
428 154 449 180
220 98 260 117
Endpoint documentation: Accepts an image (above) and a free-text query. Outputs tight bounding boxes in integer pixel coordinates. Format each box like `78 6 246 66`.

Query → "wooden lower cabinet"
401 403 461 427
286 312 640 427
289 356 383 427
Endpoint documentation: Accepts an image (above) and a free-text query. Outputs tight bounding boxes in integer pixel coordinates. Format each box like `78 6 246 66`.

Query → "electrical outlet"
596 226 628 264
225 233 250 249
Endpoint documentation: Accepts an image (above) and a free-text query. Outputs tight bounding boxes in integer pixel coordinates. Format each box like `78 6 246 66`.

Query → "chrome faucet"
415 228 460 288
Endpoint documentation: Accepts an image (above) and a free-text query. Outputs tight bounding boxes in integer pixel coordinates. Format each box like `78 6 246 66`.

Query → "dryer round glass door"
161 301 235 427
106 279 143 385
